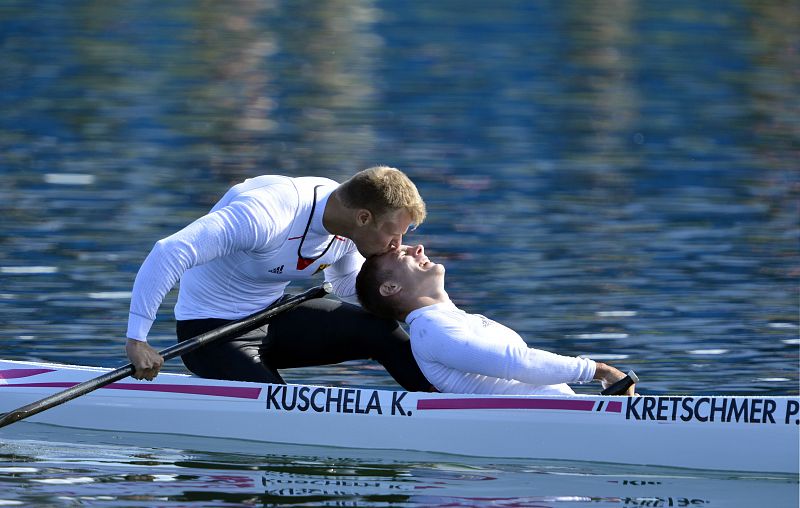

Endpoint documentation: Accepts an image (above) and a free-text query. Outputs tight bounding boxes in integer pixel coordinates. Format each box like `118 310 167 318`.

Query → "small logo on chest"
313 263 330 275
268 265 284 274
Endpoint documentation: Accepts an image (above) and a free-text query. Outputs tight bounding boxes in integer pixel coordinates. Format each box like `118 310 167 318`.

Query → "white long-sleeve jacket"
127 175 363 341
406 301 596 395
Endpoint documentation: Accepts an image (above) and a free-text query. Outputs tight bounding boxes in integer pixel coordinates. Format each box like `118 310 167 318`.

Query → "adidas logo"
268 265 284 274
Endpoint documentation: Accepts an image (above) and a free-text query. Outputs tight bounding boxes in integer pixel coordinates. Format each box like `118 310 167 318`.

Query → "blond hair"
338 166 426 227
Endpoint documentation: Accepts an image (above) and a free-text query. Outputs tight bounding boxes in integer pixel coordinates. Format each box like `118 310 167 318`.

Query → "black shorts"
176 297 432 391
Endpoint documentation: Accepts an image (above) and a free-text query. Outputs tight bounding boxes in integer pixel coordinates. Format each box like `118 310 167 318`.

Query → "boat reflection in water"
0 423 797 507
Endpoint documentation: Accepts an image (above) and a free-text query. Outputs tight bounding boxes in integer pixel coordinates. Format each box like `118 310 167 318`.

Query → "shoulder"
216 176 297 211
409 303 465 325
409 306 469 343
226 175 337 197
295 176 339 187
229 176 335 214
239 176 337 206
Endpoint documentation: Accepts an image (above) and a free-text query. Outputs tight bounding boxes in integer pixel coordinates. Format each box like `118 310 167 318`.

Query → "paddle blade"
0 283 331 429
0 365 134 428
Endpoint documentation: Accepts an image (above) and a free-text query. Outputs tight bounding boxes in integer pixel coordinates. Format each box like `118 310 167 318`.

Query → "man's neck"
322 189 350 237
411 291 449 311
400 292 450 321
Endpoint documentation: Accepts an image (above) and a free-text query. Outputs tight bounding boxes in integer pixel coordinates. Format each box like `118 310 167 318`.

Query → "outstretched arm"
125 194 284 379
415 315 596 387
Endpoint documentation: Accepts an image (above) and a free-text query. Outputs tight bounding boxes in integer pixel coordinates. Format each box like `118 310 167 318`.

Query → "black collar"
296 185 336 270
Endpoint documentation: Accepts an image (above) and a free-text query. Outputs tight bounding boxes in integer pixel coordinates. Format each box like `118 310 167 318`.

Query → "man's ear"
379 280 401 297
355 209 372 227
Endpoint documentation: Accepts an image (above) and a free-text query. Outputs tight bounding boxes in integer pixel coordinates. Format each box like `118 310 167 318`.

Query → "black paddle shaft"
0 283 331 429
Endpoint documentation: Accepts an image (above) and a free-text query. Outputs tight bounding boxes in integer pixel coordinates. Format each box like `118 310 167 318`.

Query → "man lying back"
355 244 636 395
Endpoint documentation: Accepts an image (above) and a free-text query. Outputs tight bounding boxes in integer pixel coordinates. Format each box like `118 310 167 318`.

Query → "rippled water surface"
1 0 798 505
1 423 798 507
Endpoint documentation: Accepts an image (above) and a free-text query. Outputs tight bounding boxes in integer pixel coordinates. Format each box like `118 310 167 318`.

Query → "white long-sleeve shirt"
127 175 364 341
406 301 596 395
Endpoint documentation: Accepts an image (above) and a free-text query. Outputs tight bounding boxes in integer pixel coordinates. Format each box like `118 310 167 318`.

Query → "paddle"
601 370 639 395
0 282 332 429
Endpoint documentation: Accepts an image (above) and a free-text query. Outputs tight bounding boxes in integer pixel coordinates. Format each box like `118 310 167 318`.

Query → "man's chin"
358 246 384 258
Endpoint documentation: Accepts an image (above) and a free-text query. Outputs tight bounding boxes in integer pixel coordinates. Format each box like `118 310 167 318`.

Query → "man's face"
377 244 444 294
351 208 413 257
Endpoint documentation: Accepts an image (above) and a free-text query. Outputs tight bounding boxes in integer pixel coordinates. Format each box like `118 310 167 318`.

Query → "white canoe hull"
1 359 797 474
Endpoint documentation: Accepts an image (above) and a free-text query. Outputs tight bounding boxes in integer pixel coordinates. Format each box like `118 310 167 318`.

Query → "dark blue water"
1 1 798 505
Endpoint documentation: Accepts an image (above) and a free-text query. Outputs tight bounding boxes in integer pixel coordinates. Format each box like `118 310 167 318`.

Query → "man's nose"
413 244 424 256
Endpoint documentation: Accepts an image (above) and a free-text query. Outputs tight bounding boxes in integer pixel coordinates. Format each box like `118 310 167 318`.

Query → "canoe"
0 359 797 474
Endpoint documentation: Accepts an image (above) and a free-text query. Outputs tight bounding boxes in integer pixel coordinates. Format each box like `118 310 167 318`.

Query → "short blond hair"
338 166 426 227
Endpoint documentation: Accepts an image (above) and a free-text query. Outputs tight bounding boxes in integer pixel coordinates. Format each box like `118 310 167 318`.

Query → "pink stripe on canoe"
1 382 261 399
417 398 596 411
605 401 623 413
0 368 56 380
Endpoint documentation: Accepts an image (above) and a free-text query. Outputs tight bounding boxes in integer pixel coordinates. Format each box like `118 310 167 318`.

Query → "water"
1 0 798 505
1 424 798 507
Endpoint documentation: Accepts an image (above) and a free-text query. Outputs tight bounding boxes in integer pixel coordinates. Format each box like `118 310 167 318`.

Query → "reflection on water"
0 1 797 504
0 424 797 507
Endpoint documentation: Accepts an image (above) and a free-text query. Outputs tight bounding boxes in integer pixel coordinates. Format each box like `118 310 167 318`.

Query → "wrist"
126 337 148 348
592 362 609 380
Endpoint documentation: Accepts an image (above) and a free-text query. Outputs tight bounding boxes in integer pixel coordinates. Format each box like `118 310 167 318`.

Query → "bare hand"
125 339 164 381
594 362 636 396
